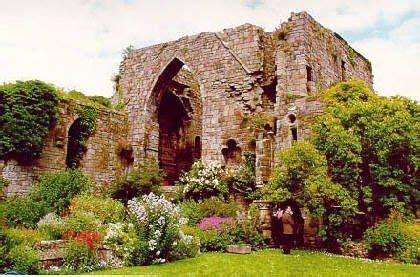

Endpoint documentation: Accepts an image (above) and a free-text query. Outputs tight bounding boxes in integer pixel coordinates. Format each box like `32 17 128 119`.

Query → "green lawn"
94 249 419 276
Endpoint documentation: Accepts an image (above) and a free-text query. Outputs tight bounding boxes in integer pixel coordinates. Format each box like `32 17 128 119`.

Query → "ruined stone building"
1 12 373 195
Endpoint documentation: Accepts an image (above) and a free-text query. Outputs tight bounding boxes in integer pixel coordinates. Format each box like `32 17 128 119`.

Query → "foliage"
37 213 64 240
6 244 40 274
31 169 90 214
105 193 191 266
364 216 419 263
0 80 60 161
69 194 125 224
0 176 8 193
179 160 227 200
66 106 97 168
63 210 103 234
313 80 419 225
1 227 42 274
225 152 256 198
4 196 48 228
63 239 102 273
258 140 357 243
179 198 239 226
59 89 111 108
198 217 233 230
110 159 163 203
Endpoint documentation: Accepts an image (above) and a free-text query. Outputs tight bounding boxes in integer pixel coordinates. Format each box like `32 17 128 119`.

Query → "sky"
0 0 419 100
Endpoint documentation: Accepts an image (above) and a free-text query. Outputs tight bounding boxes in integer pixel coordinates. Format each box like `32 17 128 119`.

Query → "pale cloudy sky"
0 0 419 100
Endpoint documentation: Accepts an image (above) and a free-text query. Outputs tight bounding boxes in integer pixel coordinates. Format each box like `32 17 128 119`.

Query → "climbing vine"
0 80 59 161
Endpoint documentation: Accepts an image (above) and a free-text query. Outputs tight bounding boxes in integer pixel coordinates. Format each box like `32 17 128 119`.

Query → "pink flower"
198 217 233 230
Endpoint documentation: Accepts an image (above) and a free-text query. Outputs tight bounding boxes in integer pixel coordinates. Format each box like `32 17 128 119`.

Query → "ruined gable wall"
1 102 128 196
119 26 268 166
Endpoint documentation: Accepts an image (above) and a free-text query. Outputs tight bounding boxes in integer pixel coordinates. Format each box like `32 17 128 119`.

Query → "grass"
94 249 419 276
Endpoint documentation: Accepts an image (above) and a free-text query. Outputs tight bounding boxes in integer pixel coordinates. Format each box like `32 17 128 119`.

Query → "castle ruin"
1 12 373 195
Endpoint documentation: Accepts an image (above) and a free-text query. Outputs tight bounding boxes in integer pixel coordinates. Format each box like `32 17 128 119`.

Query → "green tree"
313 80 419 222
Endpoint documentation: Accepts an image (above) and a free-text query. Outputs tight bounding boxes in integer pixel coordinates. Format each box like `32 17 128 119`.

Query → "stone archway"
66 118 84 168
144 58 202 185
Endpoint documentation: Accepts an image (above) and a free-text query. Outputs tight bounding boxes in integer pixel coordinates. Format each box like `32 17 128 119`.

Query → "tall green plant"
0 80 59 161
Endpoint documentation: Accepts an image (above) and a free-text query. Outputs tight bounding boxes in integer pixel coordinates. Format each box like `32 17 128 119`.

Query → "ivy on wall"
65 105 98 168
0 80 59 162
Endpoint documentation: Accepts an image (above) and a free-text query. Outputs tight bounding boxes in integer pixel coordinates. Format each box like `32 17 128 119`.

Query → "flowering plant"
198 216 233 230
37 212 64 239
179 160 227 200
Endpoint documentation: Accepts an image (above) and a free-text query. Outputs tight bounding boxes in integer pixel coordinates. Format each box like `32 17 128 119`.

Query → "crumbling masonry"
1 12 372 195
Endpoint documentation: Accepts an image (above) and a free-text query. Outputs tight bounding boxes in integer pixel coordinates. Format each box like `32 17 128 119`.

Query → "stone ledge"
226 244 252 254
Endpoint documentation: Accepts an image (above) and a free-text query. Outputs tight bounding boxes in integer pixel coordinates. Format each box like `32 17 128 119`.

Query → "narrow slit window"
306 65 313 82
291 127 298 141
341 60 346 81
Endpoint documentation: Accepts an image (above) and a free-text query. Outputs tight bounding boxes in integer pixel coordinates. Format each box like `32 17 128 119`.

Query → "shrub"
225 152 256 198
0 227 10 272
110 159 163 203
63 240 101 273
63 211 103 234
4 227 43 247
4 196 48 228
69 195 125 224
364 217 419 263
37 213 64 240
179 160 227 200
30 169 90 214
198 217 233 230
125 193 184 265
179 200 202 226
0 80 59 161
197 197 239 218
7 244 40 274
197 229 234 252
167 231 199 261
179 198 239 226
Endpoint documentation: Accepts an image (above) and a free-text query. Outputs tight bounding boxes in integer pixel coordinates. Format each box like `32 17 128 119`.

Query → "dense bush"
313 80 419 222
63 239 101 273
180 198 239 226
31 169 90 214
179 160 227 200
364 217 419 263
37 213 64 240
0 80 59 161
4 169 90 228
4 196 48 228
110 159 163 203
1 227 42 274
69 194 125 224
6 244 40 274
104 193 197 266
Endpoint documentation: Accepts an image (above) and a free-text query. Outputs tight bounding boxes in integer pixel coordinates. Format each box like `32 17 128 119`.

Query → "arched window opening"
288 114 296 124
306 65 313 82
222 139 242 167
291 127 298 141
341 60 346 81
66 118 86 168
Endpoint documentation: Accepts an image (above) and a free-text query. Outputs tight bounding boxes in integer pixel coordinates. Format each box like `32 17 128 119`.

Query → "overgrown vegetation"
110 158 164 203
0 80 60 161
259 80 419 251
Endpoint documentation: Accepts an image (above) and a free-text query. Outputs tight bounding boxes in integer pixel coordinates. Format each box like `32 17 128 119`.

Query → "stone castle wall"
119 11 373 183
1 101 128 196
2 11 374 195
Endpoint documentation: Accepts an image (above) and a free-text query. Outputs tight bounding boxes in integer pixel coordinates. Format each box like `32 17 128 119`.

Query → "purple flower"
198 217 233 230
